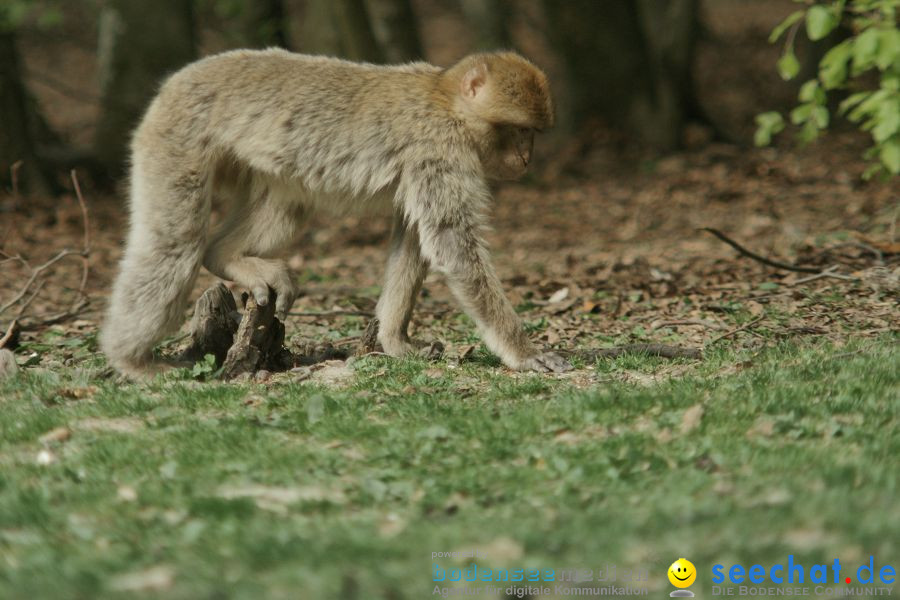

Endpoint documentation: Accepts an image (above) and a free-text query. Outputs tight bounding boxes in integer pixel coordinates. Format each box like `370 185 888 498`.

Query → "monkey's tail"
100 158 211 378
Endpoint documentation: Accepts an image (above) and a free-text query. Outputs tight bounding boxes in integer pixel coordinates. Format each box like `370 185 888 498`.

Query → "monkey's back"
135 49 467 204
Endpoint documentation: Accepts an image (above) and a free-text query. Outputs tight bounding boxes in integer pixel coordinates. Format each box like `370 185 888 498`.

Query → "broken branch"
701 228 821 273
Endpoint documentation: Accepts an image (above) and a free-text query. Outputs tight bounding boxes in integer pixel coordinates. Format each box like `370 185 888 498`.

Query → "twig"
0 171 91 322
15 279 46 317
70 169 91 300
813 241 884 264
791 265 858 285
0 248 81 314
707 316 764 346
701 228 820 273
581 344 703 360
0 319 19 349
23 297 90 328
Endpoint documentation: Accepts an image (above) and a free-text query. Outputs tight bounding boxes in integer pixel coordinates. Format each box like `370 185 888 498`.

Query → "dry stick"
791 265 858 285
813 241 884 264
707 316 764 346
0 319 18 348
27 297 89 328
0 248 81 314
701 228 821 273
0 171 91 320
70 170 91 301
15 279 46 317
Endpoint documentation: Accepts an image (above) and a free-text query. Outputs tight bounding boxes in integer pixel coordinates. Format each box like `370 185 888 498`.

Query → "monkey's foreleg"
375 214 428 356
421 225 572 373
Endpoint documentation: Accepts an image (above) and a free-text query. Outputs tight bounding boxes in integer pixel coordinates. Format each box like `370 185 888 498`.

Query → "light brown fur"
101 49 571 378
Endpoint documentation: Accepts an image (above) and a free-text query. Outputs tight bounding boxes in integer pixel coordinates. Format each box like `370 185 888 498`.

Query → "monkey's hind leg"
101 159 211 379
202 182 301 319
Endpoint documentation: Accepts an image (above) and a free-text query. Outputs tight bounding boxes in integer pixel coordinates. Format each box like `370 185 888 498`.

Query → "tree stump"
221 292 292 379
358 317 381 354
183 284 292 380
180 283 240 365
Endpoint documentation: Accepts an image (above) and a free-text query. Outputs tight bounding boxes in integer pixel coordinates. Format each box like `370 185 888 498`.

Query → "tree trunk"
0 31 53 195
300 0 384 63
461 0 513 51
239 0 289 48
93 0 195 179
543 0 698 151
365 0 423 62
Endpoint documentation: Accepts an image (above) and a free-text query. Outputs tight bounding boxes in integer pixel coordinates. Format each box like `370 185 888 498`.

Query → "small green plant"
756 0 900 178
190 353 222 380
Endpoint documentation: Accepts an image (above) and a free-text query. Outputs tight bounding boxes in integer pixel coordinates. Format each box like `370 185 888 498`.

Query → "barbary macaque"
100 48 572 377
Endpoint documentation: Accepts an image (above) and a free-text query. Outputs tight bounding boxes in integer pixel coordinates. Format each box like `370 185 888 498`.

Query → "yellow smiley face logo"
668 558 697 588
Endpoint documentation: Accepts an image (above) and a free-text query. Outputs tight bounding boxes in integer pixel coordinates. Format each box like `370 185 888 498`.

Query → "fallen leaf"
547 287 569 303
38 427 71 444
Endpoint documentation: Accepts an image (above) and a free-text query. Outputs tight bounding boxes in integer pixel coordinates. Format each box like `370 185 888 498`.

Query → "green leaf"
791 103 812 125
839 91 870 115
806 5 838 41
872 99 900 142
880 137 900 173
754 111 785 146
754 129 773 147
799 119 821 144
812 106 830 128
883 73 900 92
769 10 805 43
820 41 852 89
852 27 880 73
778 49 801 80
756 111 785 130
876 29 900 71
798 81 816 103
848 89 890 122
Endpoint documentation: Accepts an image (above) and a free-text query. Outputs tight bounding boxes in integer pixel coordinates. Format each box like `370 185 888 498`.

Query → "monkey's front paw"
518 352 573 373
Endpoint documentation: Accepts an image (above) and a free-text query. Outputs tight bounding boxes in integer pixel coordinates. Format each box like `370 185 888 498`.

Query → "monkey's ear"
460 62 489 99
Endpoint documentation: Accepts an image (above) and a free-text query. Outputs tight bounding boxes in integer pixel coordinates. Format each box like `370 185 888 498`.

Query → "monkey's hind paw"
519 352 573 374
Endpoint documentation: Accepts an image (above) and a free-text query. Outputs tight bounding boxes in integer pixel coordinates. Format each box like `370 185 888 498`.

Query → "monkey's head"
446 52 554 181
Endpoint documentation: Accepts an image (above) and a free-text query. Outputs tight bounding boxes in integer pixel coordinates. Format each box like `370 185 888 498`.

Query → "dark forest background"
1 0 832 196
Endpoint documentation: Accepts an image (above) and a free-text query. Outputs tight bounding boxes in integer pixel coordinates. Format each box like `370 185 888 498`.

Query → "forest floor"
1 131 898 599
2 0 899 596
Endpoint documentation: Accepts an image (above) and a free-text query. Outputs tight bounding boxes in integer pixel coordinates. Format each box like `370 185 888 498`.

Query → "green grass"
0 337 897 599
